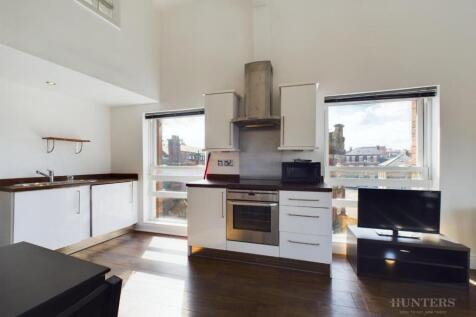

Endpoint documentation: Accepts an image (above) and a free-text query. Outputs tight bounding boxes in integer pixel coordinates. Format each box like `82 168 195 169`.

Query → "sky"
328 100 413 151
157 101 413 153
160 115 205 150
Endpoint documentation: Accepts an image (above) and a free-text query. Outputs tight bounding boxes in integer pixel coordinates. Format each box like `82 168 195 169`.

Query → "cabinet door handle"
130 182 134 203
288 240 320 246
287 213 320 218
229 122 232 146
281 116 285 145
221 191 224 218
288 198 320 202
77 190 81 214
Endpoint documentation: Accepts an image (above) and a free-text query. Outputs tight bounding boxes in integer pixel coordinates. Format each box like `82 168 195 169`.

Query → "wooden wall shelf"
42 137 91 154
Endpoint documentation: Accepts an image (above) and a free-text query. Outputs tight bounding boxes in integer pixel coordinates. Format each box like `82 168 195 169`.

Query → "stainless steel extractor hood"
232 61 280 128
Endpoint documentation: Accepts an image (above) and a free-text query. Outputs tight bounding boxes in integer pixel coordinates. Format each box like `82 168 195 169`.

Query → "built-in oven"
226 190 279 246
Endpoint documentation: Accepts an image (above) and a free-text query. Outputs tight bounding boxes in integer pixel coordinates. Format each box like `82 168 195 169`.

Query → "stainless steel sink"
11 179 98 188
11 182 51 188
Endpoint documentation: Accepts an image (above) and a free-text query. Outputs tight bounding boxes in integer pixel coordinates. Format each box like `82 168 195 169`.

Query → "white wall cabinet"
279 83 318 150
91 181 138 237
13 186 90 250
187 187 226 250
204 92 239 151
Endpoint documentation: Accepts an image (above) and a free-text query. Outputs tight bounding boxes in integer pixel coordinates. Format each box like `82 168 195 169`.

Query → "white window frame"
75 0 121 28
145 111 205 235
324 96 436 241
324 97 434 188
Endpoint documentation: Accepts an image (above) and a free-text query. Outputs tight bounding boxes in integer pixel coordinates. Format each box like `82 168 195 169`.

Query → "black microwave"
282 162 322 184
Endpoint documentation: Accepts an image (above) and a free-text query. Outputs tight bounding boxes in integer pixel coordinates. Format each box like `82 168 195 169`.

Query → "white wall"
159 0 253 108
0 0 160 100
265 0 476 264
110 0 253 227
125 0 475 263
0 78 111 178
111 0 254 181
111 103 160 227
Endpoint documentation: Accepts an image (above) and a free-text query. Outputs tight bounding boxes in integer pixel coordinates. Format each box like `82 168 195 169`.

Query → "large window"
147 110 205 227
325 88 437 237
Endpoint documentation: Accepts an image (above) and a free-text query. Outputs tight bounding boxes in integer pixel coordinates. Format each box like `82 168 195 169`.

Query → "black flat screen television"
358 188 441 234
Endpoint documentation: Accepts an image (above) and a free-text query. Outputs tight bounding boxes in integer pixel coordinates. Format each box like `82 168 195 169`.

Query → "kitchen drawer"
280 206 331 236
280 232 332 264
280 191 331 208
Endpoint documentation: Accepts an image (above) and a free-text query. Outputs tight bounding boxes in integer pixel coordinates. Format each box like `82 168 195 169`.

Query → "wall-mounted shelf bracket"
42 137 91 154
75 142 84 154
46 139 56 153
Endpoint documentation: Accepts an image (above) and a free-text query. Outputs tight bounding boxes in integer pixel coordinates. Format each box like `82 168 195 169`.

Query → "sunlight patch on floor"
119 271 186 317
141 249 188 266
147 236 188 252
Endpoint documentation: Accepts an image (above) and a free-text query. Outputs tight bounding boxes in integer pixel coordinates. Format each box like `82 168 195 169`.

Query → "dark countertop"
0 242 109 317
0 173 138 192
187 178 332 192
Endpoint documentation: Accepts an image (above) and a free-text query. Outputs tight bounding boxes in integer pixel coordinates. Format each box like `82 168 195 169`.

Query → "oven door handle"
287 213 320 218
228 200 278 207
288 198 320 202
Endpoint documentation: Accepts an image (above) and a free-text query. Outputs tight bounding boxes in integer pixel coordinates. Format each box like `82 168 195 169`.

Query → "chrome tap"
36 169 54 183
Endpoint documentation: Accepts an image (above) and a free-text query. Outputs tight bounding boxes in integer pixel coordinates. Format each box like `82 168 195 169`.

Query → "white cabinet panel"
226 240 279 257
279 84 318 150
92 181 137 237
280 206 332 236
14 186 89 250
280 232 332 264
204 92 239 151
187 187 226 250
78 186 91 241
280 190 331 208
279 190 332 266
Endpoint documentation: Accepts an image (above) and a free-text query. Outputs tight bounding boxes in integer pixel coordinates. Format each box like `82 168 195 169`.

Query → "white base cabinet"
280 205 332 236
187 187 333 268
187 187 226 250
280 232 332 264
91 181 138 237
0 180 139 250
13 186 90 250
279 190 332 264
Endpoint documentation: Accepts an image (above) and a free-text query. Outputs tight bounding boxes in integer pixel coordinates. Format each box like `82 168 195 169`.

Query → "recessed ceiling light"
45 81 57 86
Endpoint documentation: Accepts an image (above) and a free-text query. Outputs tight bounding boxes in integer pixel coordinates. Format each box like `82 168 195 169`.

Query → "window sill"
145 220 187 227
137 221 187 237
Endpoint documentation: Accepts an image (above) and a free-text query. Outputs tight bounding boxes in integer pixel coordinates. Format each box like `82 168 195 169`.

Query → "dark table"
0 242 110 317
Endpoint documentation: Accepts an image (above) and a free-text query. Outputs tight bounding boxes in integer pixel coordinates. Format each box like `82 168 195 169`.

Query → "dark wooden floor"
72 232 476 317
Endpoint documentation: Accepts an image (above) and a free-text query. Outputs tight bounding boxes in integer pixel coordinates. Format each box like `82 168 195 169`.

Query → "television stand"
347 225 470 287
375 229 421 240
